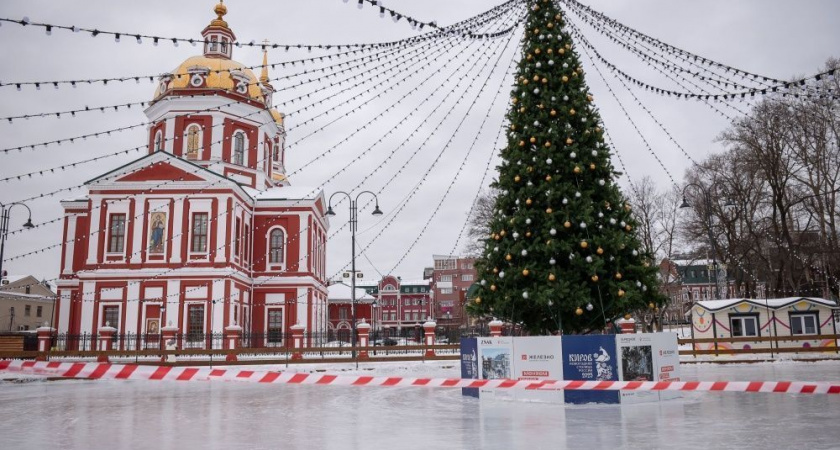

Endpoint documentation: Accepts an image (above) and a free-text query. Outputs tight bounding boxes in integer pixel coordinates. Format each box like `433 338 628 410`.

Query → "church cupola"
202 1 235 59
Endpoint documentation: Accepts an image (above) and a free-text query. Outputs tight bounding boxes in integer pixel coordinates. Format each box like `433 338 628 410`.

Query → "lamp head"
326 206 336 216
372 204 383 216
23 218 35 229
679 197 691 209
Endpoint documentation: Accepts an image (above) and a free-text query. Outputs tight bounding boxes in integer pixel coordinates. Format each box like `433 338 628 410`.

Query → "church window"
221 38 229 54
154 130 163 152
234 218 241 259
269 228 285 264
191 213 209 253
108 214 126 253
102 305 119 330
187 305 205 341
190 73 204 87
186 125 200 159
267 309 283 343
210 36 218 51
273 142 279 161
233 132 245 165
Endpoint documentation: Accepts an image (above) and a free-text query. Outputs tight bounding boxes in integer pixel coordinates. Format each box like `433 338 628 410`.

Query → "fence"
678 334 840 356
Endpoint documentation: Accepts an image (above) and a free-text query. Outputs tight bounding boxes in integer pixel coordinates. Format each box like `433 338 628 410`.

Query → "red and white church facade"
53 3 329 348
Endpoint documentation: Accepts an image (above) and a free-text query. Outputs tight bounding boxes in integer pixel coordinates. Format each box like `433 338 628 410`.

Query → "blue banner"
460 337 479 398
561 335 619 404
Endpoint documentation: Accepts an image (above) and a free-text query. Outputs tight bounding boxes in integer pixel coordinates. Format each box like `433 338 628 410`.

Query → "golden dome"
156 55 264 103
270 109 284 126
210 1 229 29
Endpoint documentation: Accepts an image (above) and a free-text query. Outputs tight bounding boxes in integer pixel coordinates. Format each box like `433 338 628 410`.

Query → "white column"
215 197 229 263
212 279 225 332
62 215 78 275
130 195 145 264
296 287 308 327
124 282 141 334
86 201 102 265
80 282 96 335
164 118 176 154
164 280 181 329
171 198 184 264
298 213 310 271
57 290 72 333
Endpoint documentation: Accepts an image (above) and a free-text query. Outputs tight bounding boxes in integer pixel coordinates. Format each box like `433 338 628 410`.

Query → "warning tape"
2 360 840 394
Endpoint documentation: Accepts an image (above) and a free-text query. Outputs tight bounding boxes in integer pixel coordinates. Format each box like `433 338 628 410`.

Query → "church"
53 2 329 348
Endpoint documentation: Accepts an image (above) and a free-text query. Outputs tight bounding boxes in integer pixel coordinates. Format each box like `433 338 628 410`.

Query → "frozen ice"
1 360 839 449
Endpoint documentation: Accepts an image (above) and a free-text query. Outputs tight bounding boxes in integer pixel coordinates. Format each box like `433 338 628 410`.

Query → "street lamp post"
680 183 733 300
0 202 35 282
326 191 383 362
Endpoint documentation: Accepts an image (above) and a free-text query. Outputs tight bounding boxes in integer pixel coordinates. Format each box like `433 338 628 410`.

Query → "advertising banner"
561 335 620 404
460 337 479 398
616 333 659 404
511 336 564 403
652 332 682 401
477 336 513 400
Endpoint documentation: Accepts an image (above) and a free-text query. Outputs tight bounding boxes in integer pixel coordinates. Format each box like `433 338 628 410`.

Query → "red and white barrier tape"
2 360 839 394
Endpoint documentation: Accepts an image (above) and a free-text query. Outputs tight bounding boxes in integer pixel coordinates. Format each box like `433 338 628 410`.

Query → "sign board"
460 337 479 398
616 333 659 404
561 335 620 404
477 337 514 400
652 332 682 401
511 336 564 403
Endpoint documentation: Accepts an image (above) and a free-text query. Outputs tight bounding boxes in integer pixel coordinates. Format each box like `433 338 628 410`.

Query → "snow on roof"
400 279 431 286
243 185 323 201
328 283 375 303
0 291 56 301
670 259 717 267
695 297 838 312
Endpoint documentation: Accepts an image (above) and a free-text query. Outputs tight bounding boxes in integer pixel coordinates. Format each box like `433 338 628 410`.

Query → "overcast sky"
0 0 837 284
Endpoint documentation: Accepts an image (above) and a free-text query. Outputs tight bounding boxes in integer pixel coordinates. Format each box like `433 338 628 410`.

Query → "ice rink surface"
2 360 839 449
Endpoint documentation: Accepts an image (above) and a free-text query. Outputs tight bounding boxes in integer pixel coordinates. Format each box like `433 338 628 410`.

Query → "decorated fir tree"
472 0 664 334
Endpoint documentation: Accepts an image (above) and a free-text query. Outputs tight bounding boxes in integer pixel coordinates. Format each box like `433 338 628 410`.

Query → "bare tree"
464 188 499 257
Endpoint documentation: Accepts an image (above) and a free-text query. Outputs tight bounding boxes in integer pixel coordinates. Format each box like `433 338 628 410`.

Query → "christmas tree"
472 0 664 334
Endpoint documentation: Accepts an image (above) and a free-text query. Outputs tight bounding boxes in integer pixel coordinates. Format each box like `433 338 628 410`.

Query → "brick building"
430 255 476 331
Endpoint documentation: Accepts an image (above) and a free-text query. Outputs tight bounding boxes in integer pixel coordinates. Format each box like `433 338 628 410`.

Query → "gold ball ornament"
525 231 531 238
544 141 551 148
615 273 622 280
505 254 512 261
525 198 533 205
565 44 572 50
591 275 599 282
547 48 553 55
522 269 530 276
490 285 497 291
625 204 632 212
580 240 588 249
550 109 557 116
564 221 571 228
559 48 565 54
562 76 569 83
573 166 581 174
546 208 553 214
493 267 499 273
596 247 604 255
569 108 576 115
535 48 541 55
523 79 529 85
475 297 481 304
542 78 548 84
549 273 556 281
527 166 534 173
545 175 552 181
555 13 562 20
643 262 650 267
519 140 525 147
500 230 506 237
575 307 584 316
589 163 596 170
519 107 526 113
618 289 625 297
526 54 533 60
648 302 655 309
587 95 593 102
566 138 573 145
512 98 518 104
547 22 554 28
532 75 540 82
514 175 521 182
625 225 632 232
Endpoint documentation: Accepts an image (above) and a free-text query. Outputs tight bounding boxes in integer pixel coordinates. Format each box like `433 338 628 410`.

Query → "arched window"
269 228 285 264
233 132 245 165
154 131 163 152
186 125 200 159
221 38 229 54
210 36 218 51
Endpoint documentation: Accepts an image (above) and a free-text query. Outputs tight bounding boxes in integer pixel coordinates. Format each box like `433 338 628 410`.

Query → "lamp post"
0 202 35 282
680 183 733 300
326 191 383 361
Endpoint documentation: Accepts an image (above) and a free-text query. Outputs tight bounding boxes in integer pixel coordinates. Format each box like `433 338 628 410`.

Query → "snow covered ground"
2 360 839 449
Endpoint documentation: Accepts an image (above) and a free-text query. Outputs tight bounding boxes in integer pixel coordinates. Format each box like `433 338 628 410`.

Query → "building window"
234 218 241 259
186 125 200 159
730 315 758 337
187 305 205 341
25 305 31 316
440 275 452 282
108 214 127 253
233 132 245 165
36 306 42 317
790 314 818 335
269 228 285 264
339 308 348 320
273 143 280 161
154 131 163 152
267 309 283 343
191 213 209 253
440 288 453 294
221 38 229 53
102 305 119 329
462 274 474 282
